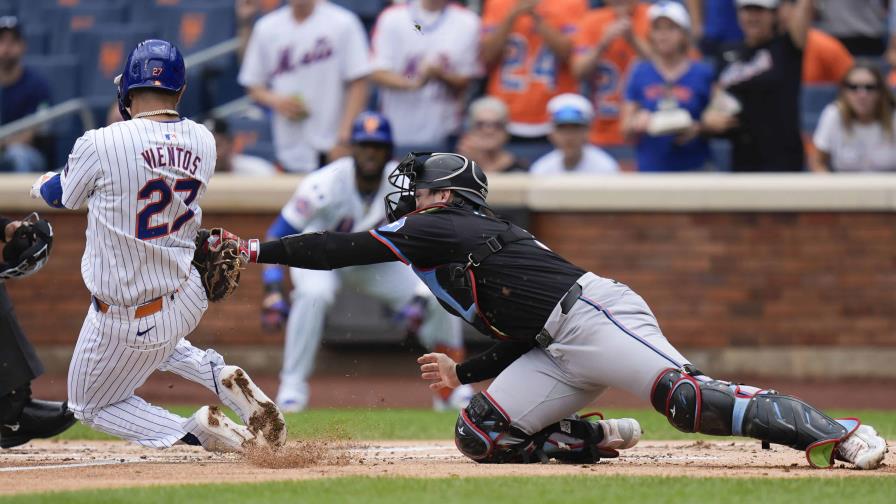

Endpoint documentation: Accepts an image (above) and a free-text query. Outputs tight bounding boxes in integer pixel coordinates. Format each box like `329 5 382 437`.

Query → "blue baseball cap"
547 93 594 126
351 111 393 145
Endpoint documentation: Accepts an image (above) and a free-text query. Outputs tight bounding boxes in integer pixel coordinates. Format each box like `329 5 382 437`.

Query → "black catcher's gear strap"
464 225 534 268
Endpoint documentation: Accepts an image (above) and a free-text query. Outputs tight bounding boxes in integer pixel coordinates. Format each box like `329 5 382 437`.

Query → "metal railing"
0 37 242 142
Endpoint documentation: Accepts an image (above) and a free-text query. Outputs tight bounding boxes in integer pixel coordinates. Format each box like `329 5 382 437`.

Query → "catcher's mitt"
193 228 252 302
0 213 53 281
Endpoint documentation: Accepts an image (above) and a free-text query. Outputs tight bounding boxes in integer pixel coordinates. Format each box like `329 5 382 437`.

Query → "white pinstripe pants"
67 267 234 448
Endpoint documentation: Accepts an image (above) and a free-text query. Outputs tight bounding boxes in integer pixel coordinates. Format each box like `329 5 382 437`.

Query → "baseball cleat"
218 366 287 448
278 399 305 414
188 405 256 453
433 384 475 412
836 424 888 470
597 418 642 451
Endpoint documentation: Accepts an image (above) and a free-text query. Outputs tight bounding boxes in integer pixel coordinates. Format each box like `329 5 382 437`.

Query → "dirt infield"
1 439 892 495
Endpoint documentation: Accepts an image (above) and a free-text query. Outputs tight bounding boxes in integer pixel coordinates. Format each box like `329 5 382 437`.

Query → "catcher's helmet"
115 39 186 120
385 152 488 222
351 111 393 145
0 213 53 281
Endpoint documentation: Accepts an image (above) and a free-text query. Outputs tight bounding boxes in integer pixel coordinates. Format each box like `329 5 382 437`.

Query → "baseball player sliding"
262 111 472 412
229 152 886 469
29 40 284 453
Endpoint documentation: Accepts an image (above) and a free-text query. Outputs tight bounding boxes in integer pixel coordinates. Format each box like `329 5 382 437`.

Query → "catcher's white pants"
486 272 690 435
277 262 462 406
67 267 242 448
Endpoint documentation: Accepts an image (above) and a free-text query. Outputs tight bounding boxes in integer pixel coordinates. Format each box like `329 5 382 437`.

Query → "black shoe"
0 399 77 449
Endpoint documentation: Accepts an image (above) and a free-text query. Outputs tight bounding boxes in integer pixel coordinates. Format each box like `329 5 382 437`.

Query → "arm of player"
419 340 536 389
254 230 398 270
29 172 64 208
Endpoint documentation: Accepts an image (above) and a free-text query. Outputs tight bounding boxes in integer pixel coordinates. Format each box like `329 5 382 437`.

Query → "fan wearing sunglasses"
811 63 896 172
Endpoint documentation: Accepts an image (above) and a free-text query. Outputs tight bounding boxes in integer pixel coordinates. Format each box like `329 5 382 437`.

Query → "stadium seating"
48 2 128 54
155 2 235 55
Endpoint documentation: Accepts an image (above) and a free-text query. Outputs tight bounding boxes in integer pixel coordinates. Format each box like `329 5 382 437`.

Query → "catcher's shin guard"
650 367 857 468
455 393 623 464
455 393 540 463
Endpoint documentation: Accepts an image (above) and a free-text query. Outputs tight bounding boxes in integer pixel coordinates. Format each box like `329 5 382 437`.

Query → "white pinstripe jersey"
61 118 217 307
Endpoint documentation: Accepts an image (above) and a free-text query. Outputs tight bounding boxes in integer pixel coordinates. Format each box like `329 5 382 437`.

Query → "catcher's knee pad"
455 393 539 464
651 368 853 467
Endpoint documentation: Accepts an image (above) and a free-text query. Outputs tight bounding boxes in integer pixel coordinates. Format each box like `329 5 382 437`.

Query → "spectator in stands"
0 16 49 173
456 97 529 173
370 0 480 155
206 118 279 175
685 0 743 60
814 0 887 58
703 0 811 172
480 0 588 147
238 0 371 172
811 63 896 172
530 93 619 175
622 1 713 172
572 0 650 149
778 0 853 84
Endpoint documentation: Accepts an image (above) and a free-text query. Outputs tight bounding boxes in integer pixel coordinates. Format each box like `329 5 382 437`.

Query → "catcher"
0 213 76 448
228 152 887 468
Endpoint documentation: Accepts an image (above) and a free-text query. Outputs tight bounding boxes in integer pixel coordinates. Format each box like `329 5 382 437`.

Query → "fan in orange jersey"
480 0 588 140
572 0 650 147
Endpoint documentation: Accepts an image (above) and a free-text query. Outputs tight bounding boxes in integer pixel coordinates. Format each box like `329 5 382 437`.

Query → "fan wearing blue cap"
621 1 714 172
260 111 470 413
529 93 619 175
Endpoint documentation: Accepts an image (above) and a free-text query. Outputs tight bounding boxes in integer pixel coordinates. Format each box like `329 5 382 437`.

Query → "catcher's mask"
0 213 53 281
384 152 489 222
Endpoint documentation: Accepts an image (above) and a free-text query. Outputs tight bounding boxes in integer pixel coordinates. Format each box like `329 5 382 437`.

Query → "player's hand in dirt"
418 353 461 391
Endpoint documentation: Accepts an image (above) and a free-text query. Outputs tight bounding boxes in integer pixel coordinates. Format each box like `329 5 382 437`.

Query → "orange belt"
93 296 165 318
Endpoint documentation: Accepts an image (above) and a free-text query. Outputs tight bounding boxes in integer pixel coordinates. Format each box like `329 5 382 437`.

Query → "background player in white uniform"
370 0 481 153
261 112 471 412
239 0 371 172
30 40 284 452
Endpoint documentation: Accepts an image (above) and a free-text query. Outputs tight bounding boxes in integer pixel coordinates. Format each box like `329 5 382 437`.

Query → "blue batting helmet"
350 112 393 145
115 39 186 120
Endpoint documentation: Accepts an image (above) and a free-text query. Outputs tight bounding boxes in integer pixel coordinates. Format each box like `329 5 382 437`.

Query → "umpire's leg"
0 283 75 448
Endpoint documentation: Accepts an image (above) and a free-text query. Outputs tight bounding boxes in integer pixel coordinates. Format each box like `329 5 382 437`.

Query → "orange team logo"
158 0 181 6
363 115 381 134
180 13 206 49
70 15 95 31
99 41 124 78
58 0 79 6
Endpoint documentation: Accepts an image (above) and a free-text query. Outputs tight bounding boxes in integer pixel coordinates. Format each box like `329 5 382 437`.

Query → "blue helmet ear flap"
115 74 131 120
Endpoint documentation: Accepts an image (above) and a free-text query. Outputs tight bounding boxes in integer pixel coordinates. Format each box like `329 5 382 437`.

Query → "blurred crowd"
4 0 896 173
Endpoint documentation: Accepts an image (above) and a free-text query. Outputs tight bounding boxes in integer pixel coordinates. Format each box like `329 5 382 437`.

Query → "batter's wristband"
247 239 260 263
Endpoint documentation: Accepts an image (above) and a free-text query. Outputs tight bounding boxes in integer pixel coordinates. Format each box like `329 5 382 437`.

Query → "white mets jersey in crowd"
60 118 217 307
238 2 372 172
280 156 398 234
371 2 480 145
